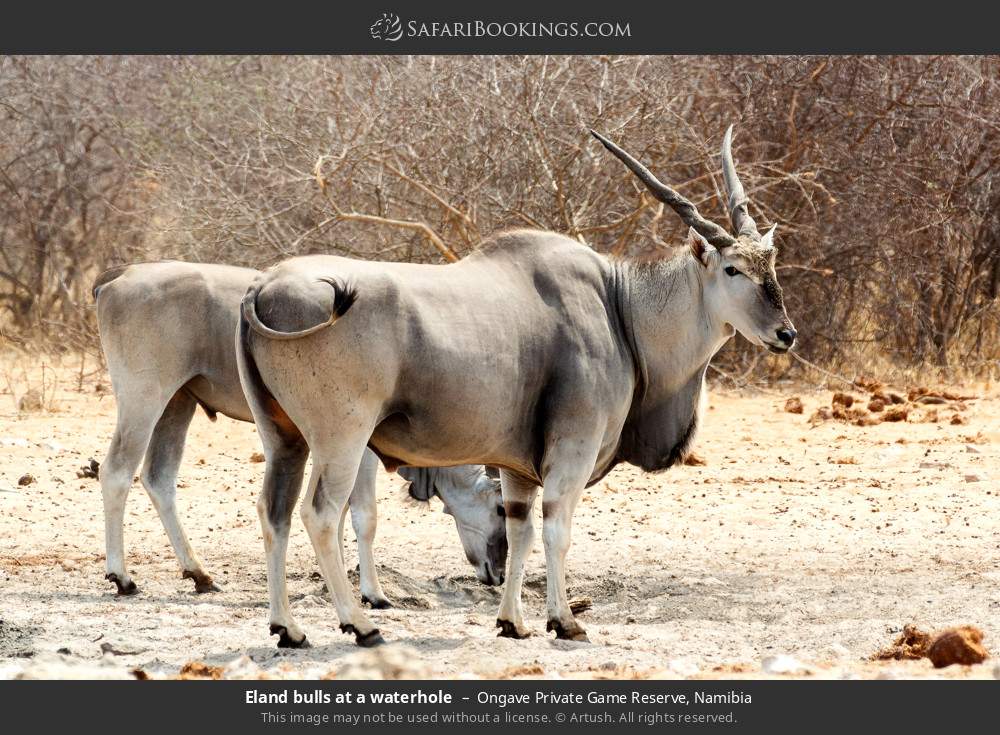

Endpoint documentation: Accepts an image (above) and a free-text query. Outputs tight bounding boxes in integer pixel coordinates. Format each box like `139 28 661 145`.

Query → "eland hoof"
496 618 531 639
362 595 393 610
183 570 222 594
547 619 589 642
357 630 386 648
270 624 310 649
106 573 138 596
341 623 385 647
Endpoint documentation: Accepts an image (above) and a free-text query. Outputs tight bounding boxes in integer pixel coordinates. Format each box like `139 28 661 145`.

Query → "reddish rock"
927 627 988 668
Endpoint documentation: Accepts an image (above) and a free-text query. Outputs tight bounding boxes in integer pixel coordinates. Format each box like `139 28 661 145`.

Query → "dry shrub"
2 56 999 379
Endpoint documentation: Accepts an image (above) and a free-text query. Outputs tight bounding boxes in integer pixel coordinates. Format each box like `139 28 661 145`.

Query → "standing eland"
236 126 795 647
93 262 507 631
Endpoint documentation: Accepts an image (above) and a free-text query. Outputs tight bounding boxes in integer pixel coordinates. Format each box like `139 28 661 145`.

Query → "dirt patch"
808 382 978 430
874 625 933 661
2 362 997 680
0 620 36 659
178 661 225 679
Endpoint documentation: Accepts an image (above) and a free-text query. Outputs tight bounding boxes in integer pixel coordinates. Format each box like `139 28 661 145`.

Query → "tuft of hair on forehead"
726 236 777 276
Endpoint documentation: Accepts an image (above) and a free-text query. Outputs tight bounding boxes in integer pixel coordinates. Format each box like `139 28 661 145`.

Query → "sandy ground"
1 360 998 680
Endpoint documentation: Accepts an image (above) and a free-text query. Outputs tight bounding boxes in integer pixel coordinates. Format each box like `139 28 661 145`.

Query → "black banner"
1 680 997 732
1 0 999 53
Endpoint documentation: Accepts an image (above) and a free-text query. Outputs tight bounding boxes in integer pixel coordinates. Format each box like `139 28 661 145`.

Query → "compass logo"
370 13 403 41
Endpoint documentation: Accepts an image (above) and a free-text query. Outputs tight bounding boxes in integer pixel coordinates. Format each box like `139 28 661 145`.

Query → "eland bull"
93 262 507 619
237 126 796 647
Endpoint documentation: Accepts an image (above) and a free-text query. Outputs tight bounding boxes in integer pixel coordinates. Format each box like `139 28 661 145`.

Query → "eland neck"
619 252 733 392
612 251 734 472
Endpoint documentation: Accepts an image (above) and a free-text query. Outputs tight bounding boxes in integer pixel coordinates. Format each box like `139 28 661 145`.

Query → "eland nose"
776 327 797 346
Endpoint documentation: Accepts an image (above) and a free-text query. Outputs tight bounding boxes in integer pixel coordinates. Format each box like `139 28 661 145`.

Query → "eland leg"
495 470 538 639
301 444 384 647
349 450 391 609
256 429 310 648
100 390 173 596
139 390 219 593
540 459 593 642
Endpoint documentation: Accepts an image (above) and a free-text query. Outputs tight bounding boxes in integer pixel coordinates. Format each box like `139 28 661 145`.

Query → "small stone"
17 474 35 486
832 392 855 408
965 474 982 483
249 452 265 463
18 390 43 413
784 397 804 414
60 559 78 572
926 626 988 668
883 406 910 422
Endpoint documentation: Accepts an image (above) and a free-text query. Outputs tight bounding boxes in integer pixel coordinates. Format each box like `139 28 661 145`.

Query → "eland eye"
724 265 741 277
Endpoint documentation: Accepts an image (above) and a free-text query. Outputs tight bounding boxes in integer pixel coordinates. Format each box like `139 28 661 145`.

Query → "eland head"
398 465 507 586
592 126 796 354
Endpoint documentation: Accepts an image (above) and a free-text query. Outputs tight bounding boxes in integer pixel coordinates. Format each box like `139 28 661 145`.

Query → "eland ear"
760 224 777 248
687 227 715 267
